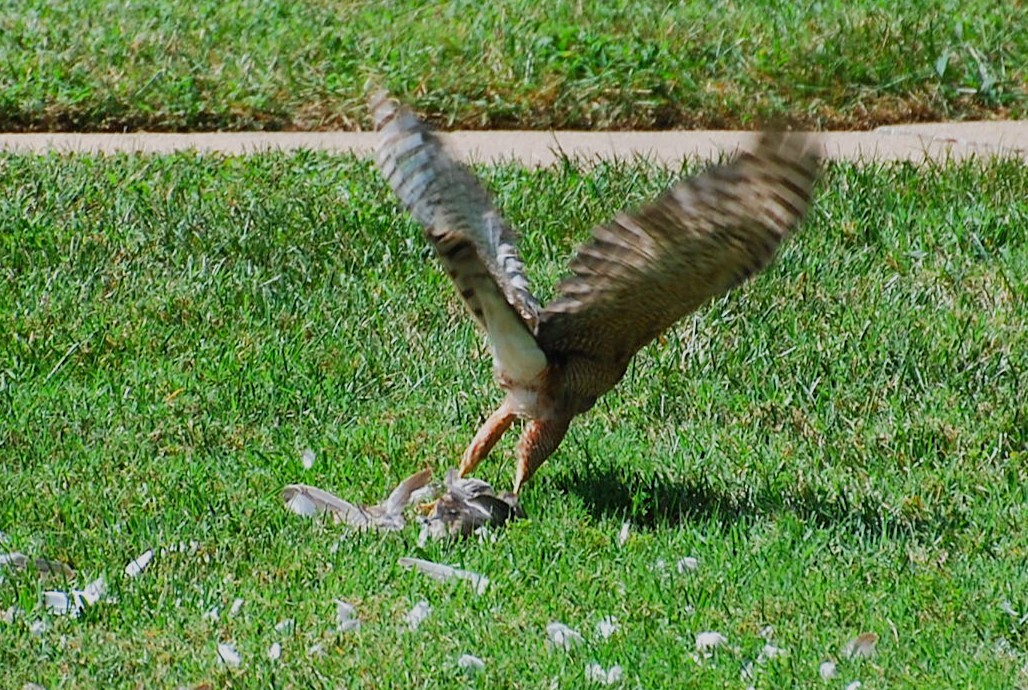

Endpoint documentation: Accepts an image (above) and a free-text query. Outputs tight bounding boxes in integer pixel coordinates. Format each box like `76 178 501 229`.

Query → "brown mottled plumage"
372 91 820 494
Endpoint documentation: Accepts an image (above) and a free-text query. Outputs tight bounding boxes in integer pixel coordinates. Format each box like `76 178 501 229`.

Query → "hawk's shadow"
553 467 937 538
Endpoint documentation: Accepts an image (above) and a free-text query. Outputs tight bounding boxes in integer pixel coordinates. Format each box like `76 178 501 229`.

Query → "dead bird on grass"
283 468 524 539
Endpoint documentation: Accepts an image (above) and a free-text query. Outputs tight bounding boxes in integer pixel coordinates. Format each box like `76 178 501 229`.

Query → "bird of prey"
371 91 820 495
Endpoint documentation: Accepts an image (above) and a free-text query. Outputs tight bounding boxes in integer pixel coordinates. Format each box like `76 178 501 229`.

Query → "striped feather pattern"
372 91 547 384
537 131 820 398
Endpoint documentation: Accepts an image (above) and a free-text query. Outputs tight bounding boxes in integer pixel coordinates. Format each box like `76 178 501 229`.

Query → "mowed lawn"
1 152 1026 688
0 0 1025 132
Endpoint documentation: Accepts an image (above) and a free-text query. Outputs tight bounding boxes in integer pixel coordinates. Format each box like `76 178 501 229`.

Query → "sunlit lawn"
1 152 1026 688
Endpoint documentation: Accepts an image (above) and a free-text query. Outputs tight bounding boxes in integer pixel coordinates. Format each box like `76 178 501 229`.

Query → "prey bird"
371 92 820 495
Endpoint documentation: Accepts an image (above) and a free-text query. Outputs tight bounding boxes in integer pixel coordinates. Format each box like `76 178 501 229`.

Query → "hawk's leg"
513 416 572 495
459 400 516 478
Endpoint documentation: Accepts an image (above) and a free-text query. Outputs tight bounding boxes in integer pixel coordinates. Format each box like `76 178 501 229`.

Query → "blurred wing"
537 131 820 371
372 92 547 383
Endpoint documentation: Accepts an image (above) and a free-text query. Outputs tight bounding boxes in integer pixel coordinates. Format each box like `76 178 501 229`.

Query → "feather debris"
284 468 525 539
217 642 242 668
405 600 432 631
43 576 106 617
457 654 486 672
547 622 585 651
398 557 489 595
585 662 624 685
124 549 153 578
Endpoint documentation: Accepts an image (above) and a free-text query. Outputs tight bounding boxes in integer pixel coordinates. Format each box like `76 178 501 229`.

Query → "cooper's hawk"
372 92 820 494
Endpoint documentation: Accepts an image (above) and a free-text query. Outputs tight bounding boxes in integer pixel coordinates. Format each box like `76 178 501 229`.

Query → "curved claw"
513 416 572 495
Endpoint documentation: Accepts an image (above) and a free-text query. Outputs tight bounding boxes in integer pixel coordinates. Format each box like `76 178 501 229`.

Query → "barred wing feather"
537 132 820 383
372 92 547 384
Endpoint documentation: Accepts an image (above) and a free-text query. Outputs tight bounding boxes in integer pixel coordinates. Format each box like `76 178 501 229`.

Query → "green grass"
0 0 1025 132
1 152 1027 688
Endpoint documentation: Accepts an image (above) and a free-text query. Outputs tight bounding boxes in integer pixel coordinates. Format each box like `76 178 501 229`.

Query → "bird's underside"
371 91 821 494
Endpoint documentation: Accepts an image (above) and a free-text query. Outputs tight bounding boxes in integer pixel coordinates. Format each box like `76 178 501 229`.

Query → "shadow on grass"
554 467 953 539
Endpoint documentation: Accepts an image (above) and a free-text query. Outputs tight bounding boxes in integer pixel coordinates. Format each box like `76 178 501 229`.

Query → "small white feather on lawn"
596 616 620 639
43 576 106 617
585 662 624 685
405 600 432 631
617 522 631 546
124 549 153 578
676 557 699 573
335 599 360 632
547 622 585 651
217 642 242 668
457 654 486 672
398 557 489 595
695 631 727 653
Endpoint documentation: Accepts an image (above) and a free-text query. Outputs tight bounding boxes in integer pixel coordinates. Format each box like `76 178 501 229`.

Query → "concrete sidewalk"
0 121 1024 165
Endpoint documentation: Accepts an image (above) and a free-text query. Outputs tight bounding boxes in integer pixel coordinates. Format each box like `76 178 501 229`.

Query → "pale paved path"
0 122 1024 165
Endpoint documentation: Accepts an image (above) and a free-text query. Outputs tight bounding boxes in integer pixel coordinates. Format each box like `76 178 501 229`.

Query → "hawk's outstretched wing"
372 92 547 384
537 132 820 381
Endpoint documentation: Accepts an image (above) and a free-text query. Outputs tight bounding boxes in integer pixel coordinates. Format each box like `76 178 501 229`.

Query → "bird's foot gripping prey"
371 90 821 496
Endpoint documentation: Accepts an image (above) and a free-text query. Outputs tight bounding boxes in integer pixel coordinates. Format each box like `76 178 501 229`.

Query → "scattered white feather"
307 643 324 657
29 620 46 636
229 598 245 617
43 576 106 617
995 637 1018 659
124 549 154 578
267 642 282 661
1 606 18 624
301 448 316 469
204 606 220 621
819 659 838 680
845 682 862 690
405 600 432 631
585 662 623 684
757 643 786 664
217 642 242 668
274 618 294 633
596 616 620 639
43 591 73 616
398 557 489 595
758 625 775 640
676 557 699 573
1001 600 1019 617
840 632 878 659
457 654 486 672
547 622 585 651
617 522 631 546
78 576 106 606
695 631 727 653
335 599 360 632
